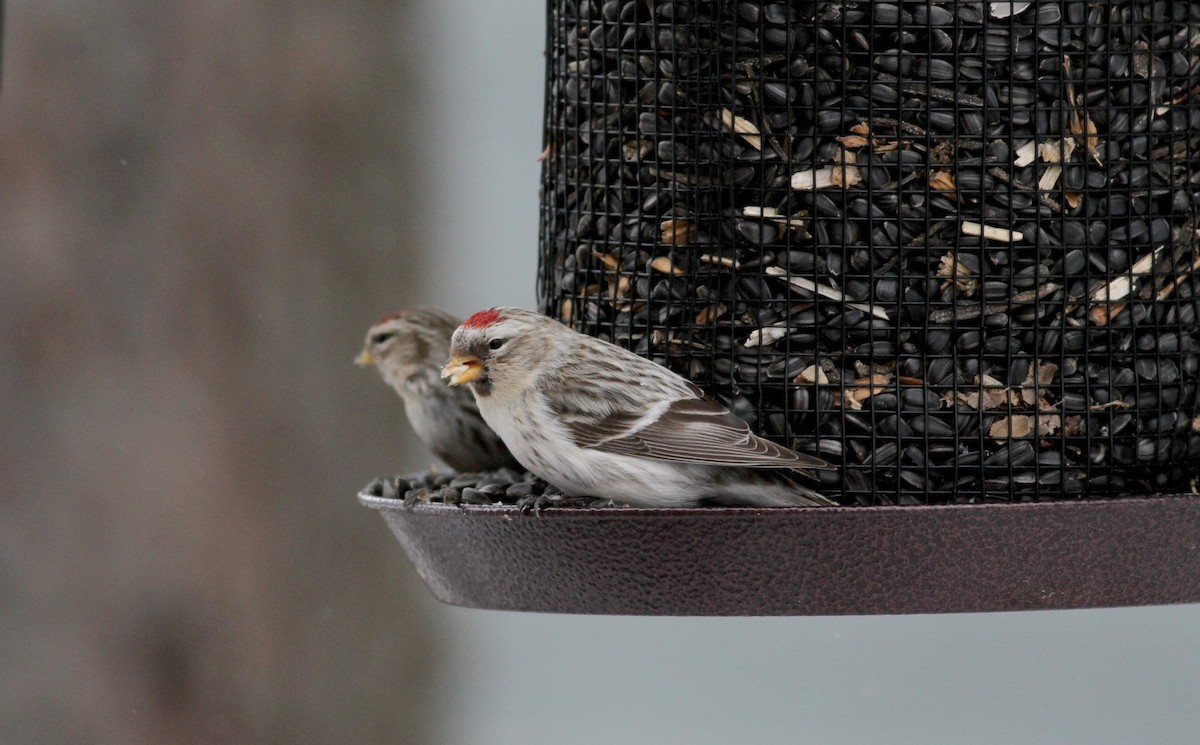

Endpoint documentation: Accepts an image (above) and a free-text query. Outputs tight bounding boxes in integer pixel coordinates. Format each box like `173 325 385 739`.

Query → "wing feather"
561 395 833 470
548 334 831 470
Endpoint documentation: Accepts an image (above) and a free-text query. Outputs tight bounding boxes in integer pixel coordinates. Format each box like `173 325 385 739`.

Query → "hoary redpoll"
441 307 836 507
356 308 520 473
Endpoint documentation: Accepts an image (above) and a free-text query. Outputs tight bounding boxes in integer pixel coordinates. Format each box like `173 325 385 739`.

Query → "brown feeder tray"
359 491 1200 615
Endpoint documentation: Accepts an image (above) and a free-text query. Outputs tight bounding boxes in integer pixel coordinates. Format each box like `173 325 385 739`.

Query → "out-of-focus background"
2 3 1198 745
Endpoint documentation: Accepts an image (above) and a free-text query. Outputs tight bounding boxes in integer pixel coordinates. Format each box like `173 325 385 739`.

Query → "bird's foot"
514 493 558 515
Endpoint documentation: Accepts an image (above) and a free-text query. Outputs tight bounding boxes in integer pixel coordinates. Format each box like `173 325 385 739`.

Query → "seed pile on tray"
361 471 615 509
538 0 1200 504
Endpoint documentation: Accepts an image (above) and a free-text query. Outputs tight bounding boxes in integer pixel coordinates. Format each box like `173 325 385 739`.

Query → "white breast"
474 388 706 506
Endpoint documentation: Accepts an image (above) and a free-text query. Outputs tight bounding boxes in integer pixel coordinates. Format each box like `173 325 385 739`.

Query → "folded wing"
563 396 833 470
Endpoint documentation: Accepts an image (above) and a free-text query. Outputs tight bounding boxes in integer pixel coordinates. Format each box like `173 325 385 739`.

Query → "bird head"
443 307 556 397
355 308 458 388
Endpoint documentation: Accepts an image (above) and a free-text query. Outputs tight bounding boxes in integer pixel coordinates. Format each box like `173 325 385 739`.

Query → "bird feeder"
364 0 1200 614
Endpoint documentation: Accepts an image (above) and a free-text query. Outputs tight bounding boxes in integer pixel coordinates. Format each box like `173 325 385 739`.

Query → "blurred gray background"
2 2 1198 744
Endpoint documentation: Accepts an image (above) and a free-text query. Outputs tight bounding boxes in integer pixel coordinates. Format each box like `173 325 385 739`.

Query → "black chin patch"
471 377 493 397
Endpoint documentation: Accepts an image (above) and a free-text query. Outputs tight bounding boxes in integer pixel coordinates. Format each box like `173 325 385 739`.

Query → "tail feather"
703 468 837 507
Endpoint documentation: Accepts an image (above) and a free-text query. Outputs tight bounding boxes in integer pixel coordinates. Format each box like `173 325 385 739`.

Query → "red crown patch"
462 308 502 328
374 310 405 326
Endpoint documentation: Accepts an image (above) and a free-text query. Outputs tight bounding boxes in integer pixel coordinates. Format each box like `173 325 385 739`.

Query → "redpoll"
356 308 520 473
441 307 836 507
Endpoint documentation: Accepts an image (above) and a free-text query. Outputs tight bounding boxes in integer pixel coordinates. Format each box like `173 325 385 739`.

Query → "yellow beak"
442 356 483 386
354 350 377 367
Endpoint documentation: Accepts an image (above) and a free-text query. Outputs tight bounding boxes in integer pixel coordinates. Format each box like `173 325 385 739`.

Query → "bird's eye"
371 332 394 345
488 338 506 350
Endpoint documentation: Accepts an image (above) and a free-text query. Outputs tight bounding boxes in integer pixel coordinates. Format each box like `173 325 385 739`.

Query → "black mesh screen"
538 0 1200 505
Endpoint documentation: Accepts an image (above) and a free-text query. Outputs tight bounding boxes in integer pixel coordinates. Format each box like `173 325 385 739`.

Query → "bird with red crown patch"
442 307 836 507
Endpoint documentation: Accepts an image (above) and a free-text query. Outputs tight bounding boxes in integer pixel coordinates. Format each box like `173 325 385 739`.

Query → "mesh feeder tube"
538 0 1200 505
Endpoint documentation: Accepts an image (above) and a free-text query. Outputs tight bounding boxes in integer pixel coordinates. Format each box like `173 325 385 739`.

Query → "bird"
440 307 837 507
356 308 520 473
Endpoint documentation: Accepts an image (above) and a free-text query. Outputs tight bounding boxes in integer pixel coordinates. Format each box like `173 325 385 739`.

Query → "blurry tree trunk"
0 2 441 743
